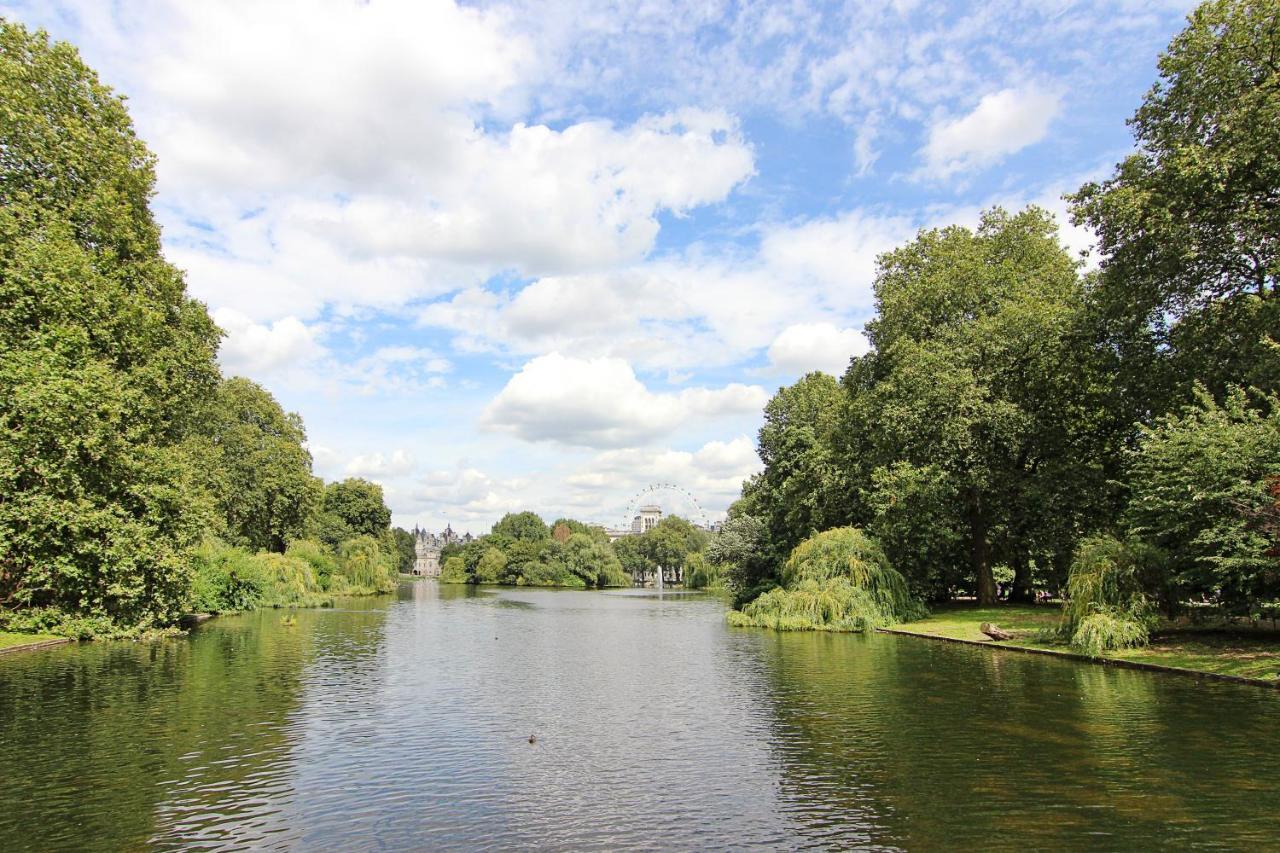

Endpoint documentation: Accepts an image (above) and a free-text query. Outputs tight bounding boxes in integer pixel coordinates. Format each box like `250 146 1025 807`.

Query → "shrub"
285 539 338 589
729 528 925 631
439 555 468 584
332 535 398 594
684 553 720 590
189 540 269 613
253 553 325 607
1060 534 1161 654
728 577 896 632
1071 610 1151 658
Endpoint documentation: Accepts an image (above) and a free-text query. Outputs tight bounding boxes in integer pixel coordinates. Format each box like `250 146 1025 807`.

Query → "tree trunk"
970 498 996 606
1009 553 1033 603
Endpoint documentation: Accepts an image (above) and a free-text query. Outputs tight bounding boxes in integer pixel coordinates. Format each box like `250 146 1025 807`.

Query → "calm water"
1 582 1278 851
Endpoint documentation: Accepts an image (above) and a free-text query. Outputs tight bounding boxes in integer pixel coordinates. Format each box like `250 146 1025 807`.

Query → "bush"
285 539 338 588
729 528 925 631
684 553 720 589
254 553 325 607
439 555 468 584
190 540 269 613
728 577 899 632
1060 534 1160 654
332 535 398 594
1071 609 1151 658
189 539 329 613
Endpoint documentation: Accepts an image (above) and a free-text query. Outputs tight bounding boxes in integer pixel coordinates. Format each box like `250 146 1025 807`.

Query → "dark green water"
1 582 1277 850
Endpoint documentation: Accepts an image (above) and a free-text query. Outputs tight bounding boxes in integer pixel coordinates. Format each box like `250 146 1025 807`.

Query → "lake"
1 581 1277 850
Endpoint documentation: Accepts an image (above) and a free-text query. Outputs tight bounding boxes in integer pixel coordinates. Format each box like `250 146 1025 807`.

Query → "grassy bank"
894 604 1280 683
0 631 66 653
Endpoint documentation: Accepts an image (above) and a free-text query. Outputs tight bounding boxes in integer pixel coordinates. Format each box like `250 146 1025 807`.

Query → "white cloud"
213 308 325 377
767 323 870 376
144 0 534 193
565 437 763 525
345 449 418 479
919 86 1062 180
481 353 768 448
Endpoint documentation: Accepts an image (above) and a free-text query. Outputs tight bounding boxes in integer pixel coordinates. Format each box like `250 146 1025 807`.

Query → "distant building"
411 524 474 577
631 504 662 534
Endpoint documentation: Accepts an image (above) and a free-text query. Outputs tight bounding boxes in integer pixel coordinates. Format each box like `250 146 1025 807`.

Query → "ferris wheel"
620 483 711 529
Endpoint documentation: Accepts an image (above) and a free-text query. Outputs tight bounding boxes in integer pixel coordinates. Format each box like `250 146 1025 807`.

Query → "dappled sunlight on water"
1 582 1278 849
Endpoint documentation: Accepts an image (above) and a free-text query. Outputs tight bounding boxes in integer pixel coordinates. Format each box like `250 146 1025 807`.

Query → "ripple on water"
1 584 1279 850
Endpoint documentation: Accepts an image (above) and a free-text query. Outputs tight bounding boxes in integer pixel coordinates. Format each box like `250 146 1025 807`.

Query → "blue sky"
4 0 1195 532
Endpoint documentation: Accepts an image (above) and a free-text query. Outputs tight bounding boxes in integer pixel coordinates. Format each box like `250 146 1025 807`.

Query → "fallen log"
980 622 1014 641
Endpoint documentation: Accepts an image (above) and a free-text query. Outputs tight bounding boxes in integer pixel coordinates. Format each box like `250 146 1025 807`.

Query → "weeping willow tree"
727 528 925 632
1060 535 1162 656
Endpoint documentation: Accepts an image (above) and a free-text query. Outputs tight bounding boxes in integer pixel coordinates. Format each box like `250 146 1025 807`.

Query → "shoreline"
878 626 1280 689
0 636 73 656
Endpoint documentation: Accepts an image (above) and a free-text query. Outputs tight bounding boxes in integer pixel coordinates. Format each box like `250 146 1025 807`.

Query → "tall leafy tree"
1071 0 1280 406
745 372 850 564
317 479 391 544
197 378 321 553
859 208 1101 603
0 22 221 627
1126 387 1280 614
492 511 549 542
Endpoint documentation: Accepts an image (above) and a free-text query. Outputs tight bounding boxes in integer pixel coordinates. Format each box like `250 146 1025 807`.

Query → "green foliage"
1070 611 1152 659
318 479 391 545
1126 387 1280 614
474 547 508 583
865 462 966 601
727 577 903 633
1070 0 1280 405
745 372 850 567
706 512 774 605
683 552 719 590
0 21 222 630
551 518 609 545
390 527 417 573
492 511 550 543
284 539 338 589
439 555 468 584
195 378 321 553
331 534 398 594
564 533 629 588
1059 534 1161 655
728 528 924 632
781 528 926 621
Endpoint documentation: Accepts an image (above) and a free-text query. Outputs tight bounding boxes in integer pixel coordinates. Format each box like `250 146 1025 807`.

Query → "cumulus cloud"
213 307 325 377
481 353 768 448
345 449 417 479
919 86 1062 180
565 437 763 525
767 323 870 376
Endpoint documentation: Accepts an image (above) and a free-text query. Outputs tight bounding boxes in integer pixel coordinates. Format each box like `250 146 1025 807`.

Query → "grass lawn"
895 603 1062 642
0 630 66 652
894 603 1280 683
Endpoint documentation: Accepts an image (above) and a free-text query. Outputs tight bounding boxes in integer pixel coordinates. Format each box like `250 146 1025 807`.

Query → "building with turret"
411 525 473 577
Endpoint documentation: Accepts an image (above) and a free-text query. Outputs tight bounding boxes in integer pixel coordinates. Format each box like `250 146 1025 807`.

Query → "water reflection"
1 584 1278 850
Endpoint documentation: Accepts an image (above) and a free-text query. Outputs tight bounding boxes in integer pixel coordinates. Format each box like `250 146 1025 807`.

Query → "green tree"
706 512 774 604
474 547 508 584
1126 386 1280 614
0 22 222 629
1071 0 1280 405
391 527 416 574
859 207 1101 604
492 511 549 542
316 478 391 546
563 533 629 587
611 535 648 584
196 378 321 553
746 372 850 564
